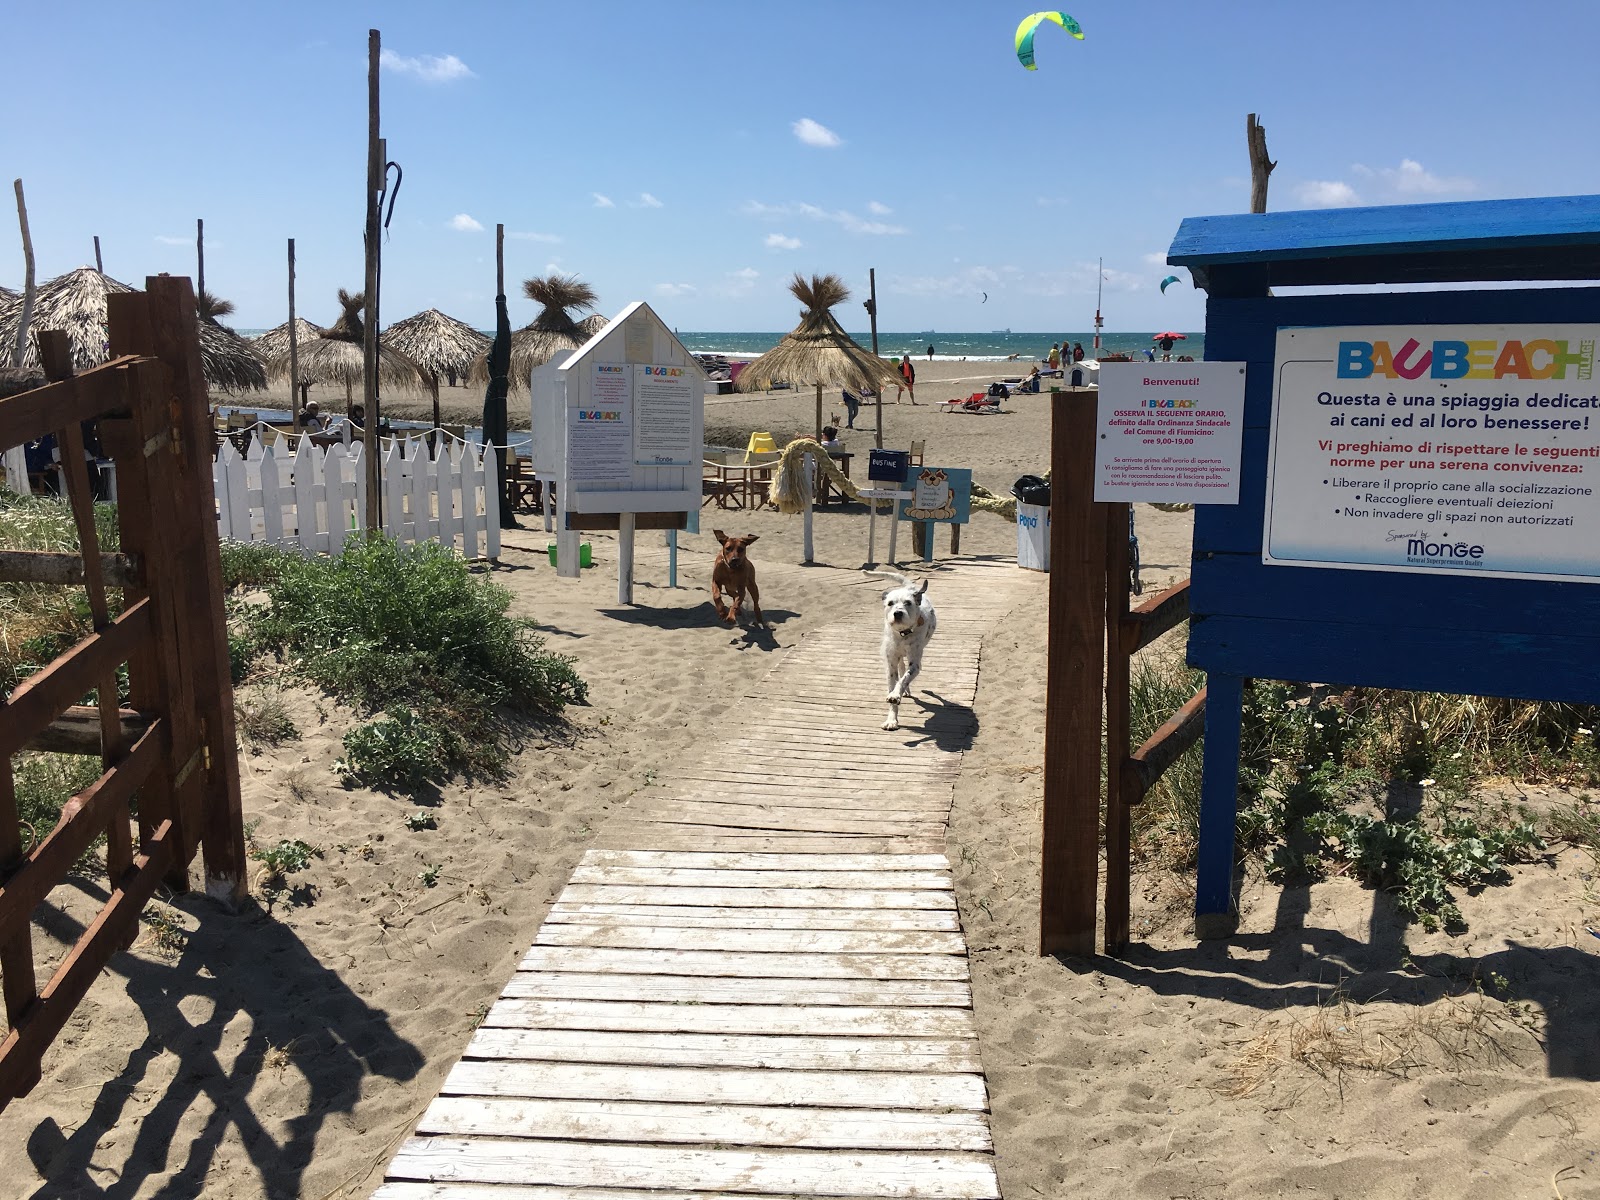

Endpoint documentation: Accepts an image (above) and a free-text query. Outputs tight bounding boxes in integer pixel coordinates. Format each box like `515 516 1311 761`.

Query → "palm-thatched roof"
263 289 421 390
0 285 16 304
0 365 45 399
735 273 903 394
197 319 267 393
0 267 133 371
382 308 491 380
469 273 607 391
251 317 324 363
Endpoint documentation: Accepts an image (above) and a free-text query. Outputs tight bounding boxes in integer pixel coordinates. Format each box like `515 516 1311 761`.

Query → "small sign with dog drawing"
898 467 972 525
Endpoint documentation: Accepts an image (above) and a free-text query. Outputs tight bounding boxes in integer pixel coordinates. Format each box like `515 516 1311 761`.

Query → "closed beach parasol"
265 289 421 408
470 273 607 392
383 307 490 429
736 273 903 438
0 267 264 393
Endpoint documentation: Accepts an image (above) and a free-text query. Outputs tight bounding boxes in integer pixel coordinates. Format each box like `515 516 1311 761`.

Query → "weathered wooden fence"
1040 392 1207 957
0 276 245 1109
212 432 500 560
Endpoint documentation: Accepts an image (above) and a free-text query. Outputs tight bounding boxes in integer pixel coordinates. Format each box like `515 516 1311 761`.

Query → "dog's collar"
897 627 914 638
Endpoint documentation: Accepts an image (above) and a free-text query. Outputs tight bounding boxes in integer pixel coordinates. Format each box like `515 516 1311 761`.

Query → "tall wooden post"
1039 391 1105 956
362 29 382 531
494 222 510 512
287 239 301 432
1247 113 1275 215
12 180 35 369
867 267 883 449
92 235 103 274
195 218 205 305
1103 501 1132 953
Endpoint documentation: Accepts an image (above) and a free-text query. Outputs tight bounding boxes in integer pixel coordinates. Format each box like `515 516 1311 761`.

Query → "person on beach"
1158 335 1176 360
899 354 916 404
927 344 935 360
299 400 325 432
1048 344 1062 371
348 403 366 428
820 425 843 450
1073 342 1085 362
840 387 861 429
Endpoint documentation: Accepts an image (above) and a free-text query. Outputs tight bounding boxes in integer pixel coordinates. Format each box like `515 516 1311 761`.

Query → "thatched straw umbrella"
0 266 131 370
251 317 324 363
0 285 16 304
264 289 421 409
735 273 902 438
189 288 267 394
469 273 607 392
383 307 490 428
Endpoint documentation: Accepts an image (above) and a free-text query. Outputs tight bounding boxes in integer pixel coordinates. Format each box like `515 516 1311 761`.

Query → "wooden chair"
507 454 542 511
908 439 925 466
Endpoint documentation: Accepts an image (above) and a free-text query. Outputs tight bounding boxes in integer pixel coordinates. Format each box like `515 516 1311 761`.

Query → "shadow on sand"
24 882 423 1198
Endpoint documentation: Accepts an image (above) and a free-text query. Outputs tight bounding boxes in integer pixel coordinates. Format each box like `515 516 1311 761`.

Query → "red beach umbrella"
1152 332 1187 341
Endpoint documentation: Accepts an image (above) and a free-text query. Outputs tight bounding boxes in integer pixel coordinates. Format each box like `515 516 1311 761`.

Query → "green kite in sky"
1015 11 1084 71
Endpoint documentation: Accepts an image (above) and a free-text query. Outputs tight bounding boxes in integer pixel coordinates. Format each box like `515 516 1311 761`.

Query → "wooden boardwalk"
375 559 1029 1200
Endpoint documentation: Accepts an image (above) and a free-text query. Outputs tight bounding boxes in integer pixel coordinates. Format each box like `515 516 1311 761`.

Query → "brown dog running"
711 530 763 627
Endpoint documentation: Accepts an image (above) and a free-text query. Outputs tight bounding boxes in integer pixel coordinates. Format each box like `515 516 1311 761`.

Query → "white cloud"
1295 180 1361 208
653 283 696 298
379 49 475 83
718 266 761 297
867 200 892 216
592 193 615 209
509 231 561 243
731 267 759 281
765 233 802 250
743 199 907 236
1142 252 1169 267
1355 158 1476 197
633 192 664 209
448 213 485 232
792 118 842 148
154 234 188 246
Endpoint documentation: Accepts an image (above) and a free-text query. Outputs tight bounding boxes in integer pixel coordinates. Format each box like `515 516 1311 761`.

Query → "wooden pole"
867 267 883 450
287 239 301 432
1247 113 1276 215
12 180 35 369
1039 391 1105 956
195 218 204 307
362 29 382 532
92 236 103 274
494 222 510 514
1103 501 1132 954
814 381 823 441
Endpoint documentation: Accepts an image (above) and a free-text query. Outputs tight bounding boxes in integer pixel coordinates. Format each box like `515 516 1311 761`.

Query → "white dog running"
879 574 937 730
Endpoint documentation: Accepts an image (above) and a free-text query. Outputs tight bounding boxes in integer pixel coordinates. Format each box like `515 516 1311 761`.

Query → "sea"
239 329 1203 362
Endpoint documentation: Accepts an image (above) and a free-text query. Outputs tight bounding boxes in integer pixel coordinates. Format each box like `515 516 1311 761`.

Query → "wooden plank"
500 973 972 1007
534 925 968 955
0 550 142 588
597 829 949 856
373 1186 932 1200
1122 576 1190 655
556 885 955 910
464 1027 981 1072
517 945 969 980
580 851 951 872
622 804 942 837
480 999 977 1037
441 1059 989 1111
1104 499 1132 957
566 867 952 890
0 359 137 450
384 1138 1000 1199
633 792 951 817
416 1095 992 1151
546 904 961 931
638 785 951 809
23 705 153 756
649 774 951 796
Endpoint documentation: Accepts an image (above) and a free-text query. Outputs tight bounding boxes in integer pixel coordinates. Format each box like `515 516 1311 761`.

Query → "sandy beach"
3 365 1596 1198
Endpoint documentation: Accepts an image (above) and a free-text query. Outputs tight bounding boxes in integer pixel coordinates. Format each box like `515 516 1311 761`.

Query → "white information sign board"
568 363 632 487
1094 362 1246 503
1264 323 1600 583
634 363 698 466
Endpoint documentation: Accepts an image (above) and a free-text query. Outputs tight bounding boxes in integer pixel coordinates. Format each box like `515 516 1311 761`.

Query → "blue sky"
4 1 1597 335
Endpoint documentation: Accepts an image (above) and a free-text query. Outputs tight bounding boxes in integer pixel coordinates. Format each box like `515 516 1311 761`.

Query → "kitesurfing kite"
1015 11 1084 70
1160 275 1181 293
981 292 989 304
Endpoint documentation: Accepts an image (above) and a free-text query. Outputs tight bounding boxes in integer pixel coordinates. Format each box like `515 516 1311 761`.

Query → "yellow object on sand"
745 431 777 460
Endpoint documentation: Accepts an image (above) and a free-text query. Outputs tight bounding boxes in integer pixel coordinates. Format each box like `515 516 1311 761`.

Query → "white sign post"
1263 323 1600 582
530 302 705 598
1094 362 1247 504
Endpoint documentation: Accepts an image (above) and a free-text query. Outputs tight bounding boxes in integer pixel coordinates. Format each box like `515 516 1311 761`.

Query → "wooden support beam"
1103 502 1132 955
0 551 141 588
1123 687 1208 804
23 706 153 756
1039 392 1104 957
1120 578 1191 656
0 360 136 451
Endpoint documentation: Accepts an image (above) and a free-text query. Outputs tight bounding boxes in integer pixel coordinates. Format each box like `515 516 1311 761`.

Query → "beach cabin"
1168 193 1600 934
529 301 705 600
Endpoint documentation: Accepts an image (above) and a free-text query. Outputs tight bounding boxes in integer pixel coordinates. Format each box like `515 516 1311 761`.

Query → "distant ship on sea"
992 329 1011 335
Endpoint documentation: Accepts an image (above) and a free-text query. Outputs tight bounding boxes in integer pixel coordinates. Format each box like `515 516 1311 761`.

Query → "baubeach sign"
1263 323 1600 583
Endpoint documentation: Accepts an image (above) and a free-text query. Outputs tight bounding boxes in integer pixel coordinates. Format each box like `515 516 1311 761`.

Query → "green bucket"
547 542 593 568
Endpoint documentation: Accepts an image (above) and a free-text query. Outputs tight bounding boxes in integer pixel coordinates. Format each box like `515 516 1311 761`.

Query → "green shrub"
253 534 586 776
217 540 291 590
14 753 104 851
336 707 446 790
1126 650 1207 861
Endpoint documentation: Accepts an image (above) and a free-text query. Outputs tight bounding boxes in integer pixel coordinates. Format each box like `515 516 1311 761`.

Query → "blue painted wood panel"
1187 284 1600 705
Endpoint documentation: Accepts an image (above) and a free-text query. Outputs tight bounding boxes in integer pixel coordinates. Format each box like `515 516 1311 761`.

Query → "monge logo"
1338 336 1594 381
1404 535 1486 565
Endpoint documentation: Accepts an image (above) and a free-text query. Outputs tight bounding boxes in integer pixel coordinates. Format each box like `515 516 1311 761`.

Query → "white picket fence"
212 431 500 560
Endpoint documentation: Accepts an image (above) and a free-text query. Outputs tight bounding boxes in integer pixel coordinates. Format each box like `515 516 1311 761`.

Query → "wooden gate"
0 276 245 1108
